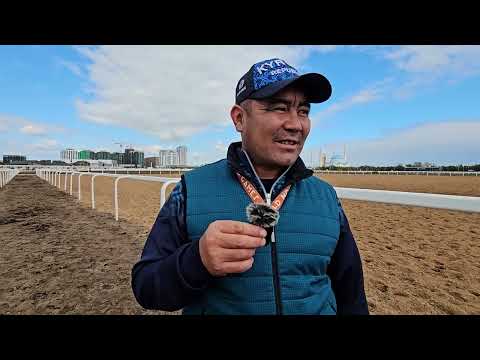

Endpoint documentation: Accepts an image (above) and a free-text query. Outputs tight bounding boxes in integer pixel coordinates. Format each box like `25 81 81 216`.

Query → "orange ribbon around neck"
236 173 291 211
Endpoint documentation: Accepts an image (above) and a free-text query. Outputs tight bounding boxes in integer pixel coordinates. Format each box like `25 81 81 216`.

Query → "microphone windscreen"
246 203 279 229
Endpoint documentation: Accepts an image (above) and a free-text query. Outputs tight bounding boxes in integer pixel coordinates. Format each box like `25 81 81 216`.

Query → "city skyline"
1 45 479 166
54 144 188 167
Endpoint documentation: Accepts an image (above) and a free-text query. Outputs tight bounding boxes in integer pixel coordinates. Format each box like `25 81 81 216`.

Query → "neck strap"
236 173 291 211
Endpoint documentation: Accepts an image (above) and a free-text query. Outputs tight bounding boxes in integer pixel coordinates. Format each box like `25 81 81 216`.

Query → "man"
132 58 369 315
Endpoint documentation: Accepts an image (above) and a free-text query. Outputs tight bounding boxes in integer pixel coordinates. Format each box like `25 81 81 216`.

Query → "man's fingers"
216 220 267 238
221 233 266 249
222 258 255 274
220 248 256 262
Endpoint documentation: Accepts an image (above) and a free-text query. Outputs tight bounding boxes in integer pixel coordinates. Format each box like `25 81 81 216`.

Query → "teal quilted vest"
182 159 340 315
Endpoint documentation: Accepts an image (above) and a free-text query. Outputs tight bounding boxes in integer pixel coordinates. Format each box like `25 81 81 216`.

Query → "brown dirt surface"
340 198 480 314
2 174 480 314
0 175 177 314
317 174 480 197
57 173 178 229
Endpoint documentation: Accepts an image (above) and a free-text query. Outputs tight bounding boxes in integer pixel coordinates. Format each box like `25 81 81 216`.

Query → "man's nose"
283 111 303 131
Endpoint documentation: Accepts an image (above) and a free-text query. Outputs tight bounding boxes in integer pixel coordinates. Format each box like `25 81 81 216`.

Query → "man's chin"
275 155 298 168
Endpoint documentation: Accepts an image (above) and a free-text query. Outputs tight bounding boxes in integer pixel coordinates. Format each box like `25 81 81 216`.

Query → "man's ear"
230 105 244 133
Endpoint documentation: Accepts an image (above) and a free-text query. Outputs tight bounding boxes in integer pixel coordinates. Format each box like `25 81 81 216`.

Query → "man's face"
231 87 311 177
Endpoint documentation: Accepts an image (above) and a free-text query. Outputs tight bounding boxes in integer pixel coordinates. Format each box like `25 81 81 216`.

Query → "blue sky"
1 45 479 166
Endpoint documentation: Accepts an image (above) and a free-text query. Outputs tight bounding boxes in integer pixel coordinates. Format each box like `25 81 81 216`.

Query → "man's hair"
239 99 253 114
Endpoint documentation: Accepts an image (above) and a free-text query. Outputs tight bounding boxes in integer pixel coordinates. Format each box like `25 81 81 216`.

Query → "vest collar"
226 142 313 187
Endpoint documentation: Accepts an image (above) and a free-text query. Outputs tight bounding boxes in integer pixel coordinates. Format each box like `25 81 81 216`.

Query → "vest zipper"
266 193 283 315
241 149 292 316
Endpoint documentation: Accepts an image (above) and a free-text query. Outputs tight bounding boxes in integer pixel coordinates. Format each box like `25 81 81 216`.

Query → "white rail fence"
36 169 181 221
315 170 480 176
36 169 480 215
335 187 480 213
86 168 192 175
11 164 479 176
0 169 20 189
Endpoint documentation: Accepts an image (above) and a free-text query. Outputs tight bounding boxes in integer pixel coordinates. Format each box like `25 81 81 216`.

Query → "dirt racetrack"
317 174 480 197
58 173 178 229
0 175 170 315
1 174 479 314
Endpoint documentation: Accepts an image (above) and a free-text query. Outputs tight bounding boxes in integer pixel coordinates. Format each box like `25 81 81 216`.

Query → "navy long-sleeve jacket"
132 144 369 315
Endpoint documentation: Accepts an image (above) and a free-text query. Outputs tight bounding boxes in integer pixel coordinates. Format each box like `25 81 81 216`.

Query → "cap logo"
255 59 288 75
237 78 247 97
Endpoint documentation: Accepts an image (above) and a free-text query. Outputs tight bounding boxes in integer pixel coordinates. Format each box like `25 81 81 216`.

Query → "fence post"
78 173 89 201
91 174 99 209
114 177 124 221
70 172 75 195
160 179 180 207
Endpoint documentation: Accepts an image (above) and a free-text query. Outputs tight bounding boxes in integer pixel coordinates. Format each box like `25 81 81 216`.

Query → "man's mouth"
275 140 299 146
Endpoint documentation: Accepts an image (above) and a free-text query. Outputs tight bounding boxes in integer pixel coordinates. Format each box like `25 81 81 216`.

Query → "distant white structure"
320 152 327 168
60 148 78 164
176 146 188 166
327 144 350 167
158 145 188 167
159 150 178 167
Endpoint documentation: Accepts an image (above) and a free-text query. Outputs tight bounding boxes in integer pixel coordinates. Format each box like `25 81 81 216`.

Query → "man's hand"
199 220 267 277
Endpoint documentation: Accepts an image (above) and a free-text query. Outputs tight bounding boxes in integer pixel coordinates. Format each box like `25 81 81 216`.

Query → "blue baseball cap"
235 58 332 105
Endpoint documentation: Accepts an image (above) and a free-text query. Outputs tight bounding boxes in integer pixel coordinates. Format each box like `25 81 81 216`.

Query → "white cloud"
313 46 480 119
314 78 393 122
58 59 84 77
20 124 48 136
74 45 338 142
324 120 480 166
214 141 228 153
1 139 62 160
384 45 480 75
0 114 65 136
0 114 26 131
30 139 59 152
382 45 480 99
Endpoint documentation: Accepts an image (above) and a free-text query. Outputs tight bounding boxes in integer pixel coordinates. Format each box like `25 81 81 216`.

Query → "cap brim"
249 73 332 104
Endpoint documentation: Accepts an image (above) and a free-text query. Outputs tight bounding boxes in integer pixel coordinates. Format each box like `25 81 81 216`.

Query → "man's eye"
273 106 288 112
298 108 310 116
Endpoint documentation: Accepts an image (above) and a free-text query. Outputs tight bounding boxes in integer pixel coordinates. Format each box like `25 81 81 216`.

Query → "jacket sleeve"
327 202 369 315
131 178 213 311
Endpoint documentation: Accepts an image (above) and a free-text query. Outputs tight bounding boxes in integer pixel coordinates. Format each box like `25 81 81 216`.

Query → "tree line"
313 164 480 172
